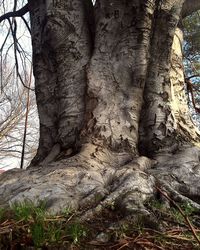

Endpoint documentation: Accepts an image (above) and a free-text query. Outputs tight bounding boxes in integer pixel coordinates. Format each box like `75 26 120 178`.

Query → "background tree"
0 0 38 170
182 10 200 120
0 61 38 169
0 0 200 218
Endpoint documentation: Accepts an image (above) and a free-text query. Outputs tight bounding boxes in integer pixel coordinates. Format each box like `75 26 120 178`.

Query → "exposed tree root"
149 145 200 209
1 144 200 224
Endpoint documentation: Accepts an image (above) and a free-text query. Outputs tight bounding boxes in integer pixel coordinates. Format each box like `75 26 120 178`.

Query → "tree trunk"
29 0 93 165
1 0 200 217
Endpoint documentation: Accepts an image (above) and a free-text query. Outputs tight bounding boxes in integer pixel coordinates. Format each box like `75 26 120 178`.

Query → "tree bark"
29 0 93 165
1 0 200 218
82 0 155 155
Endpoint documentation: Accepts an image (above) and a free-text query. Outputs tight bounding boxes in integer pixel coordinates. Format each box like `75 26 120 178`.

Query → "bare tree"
0 61 38 169
0 0 38 169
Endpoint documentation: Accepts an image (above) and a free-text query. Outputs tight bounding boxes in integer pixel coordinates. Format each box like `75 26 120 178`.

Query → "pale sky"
0 0 38 170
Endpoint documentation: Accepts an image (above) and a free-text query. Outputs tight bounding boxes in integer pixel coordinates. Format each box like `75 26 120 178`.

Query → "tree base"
1 144 200 218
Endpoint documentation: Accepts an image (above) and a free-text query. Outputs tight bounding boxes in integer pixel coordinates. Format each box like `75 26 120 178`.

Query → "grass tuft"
0 197 200 249
67 222 87 244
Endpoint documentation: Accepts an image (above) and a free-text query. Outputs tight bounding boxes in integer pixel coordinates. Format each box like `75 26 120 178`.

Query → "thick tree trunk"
82 0 154 155
29 0 93 165
1 0 200 218
170 28 200 145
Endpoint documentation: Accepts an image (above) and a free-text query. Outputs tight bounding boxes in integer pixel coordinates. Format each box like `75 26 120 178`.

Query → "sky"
0 0 39 170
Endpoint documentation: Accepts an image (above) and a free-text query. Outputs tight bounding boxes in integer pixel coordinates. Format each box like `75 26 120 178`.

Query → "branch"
182 0 200 18
21 16 31 34
187 74 200 80
6 17 34 91
0 4 29 23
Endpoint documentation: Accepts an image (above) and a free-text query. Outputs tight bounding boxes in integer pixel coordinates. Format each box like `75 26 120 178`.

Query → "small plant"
62 206 73 217
45 222 62 243
113 223 130 239
0 207 5 222
180 202 198 216
134 216 145 233
170 202 198 224
31 222 45 247
31 200 47 222
170 207 183 223
67 222 87 244
11 200 47 222
148 198 164 210
11 200 34 221
105 201 115 210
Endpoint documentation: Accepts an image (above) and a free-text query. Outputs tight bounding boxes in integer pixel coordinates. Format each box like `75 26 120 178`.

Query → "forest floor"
0 197 200 250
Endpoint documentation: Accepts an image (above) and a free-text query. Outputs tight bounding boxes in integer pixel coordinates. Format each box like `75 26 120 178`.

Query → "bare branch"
7 18 34 91
0 4 29 23
187 74 200 80
21 16 31 34
13 0 18 12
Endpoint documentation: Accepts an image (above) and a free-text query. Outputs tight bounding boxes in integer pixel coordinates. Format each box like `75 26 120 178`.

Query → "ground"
1 196 200 249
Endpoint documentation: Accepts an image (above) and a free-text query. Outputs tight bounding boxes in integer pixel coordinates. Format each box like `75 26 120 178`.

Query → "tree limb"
0 4 29 23
182 0 200 18
187 74 200 80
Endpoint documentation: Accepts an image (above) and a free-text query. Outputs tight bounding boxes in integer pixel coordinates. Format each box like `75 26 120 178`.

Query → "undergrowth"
0 196 200 249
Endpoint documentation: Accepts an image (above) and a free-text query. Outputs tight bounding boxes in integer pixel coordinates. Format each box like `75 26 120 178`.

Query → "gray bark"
29 0 92 165
82 0 156 155
139 0 185 156
1 0 200 218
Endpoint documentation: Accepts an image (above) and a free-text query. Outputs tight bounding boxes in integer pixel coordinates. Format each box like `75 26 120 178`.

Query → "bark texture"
29 0 92 165
170 28 200 146
1 0 200 218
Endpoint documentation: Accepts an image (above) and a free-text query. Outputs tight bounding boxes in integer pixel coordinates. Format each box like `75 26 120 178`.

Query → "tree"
1 0 200 217
0 0 39 169
182 10 200 119
0 60 38 169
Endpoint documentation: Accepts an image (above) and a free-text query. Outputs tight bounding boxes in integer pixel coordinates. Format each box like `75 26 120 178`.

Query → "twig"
156 186 200 246
136 239 166 250
116 243 129 250
20 65 32 169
